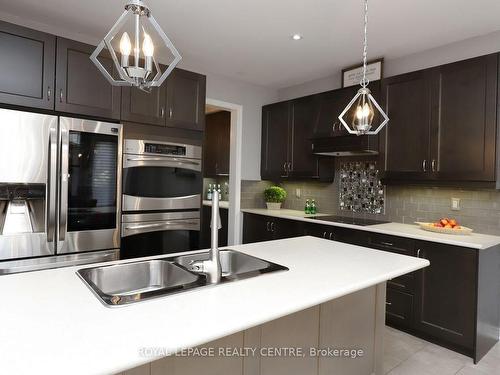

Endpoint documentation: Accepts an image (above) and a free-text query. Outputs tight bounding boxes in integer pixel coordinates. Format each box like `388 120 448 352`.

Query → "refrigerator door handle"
46 122 58 245
58 124 69 243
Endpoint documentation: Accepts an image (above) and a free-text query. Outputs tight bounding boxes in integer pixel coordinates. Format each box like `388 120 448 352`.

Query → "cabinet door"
313 86 358 137
216 111 231 176
289 96 319 178
261 102 290 179
242 214 274 243
166 68 206 131
381 70 433 177
272 218 303 240
121 85 167 126
414 241 477 350
55 38 121 119
203 114 219 177
203 111 231 177
435 54 498 181
0 21 55 110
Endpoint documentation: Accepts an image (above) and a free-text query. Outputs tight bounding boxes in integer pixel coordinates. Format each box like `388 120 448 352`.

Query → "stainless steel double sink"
77 250 288 306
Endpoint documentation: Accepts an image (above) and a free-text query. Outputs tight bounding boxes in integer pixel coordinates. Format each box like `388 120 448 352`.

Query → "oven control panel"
144 143 186 156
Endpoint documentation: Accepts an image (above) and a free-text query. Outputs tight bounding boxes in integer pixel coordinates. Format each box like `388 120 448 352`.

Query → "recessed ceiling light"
291 34 303 41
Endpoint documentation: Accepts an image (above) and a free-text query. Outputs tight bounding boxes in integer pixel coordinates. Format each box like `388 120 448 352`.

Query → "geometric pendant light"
338 0 389 135
90 0 181 92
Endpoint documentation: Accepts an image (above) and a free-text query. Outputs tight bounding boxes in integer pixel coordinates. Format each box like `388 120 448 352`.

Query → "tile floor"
384 326 500 374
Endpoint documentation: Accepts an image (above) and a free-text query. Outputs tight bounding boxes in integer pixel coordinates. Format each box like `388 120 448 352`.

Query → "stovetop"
308 215 390 226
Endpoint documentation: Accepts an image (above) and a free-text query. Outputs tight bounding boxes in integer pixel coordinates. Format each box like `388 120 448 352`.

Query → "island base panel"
121 283 387 375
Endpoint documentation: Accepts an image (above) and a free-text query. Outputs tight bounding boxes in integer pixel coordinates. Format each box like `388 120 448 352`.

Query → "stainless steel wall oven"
120 139 202 259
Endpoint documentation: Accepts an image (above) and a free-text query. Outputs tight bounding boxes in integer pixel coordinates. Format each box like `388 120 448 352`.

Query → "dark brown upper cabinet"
0 21 55 110
166 68 206 131
312 86 358 138
381 53 499 186
261 101 290 179
261 98 334 181
434 54 498 182
204 110 231 177
121 85 167 126
55 38 121 119
380 69 435 179
289 96 322 178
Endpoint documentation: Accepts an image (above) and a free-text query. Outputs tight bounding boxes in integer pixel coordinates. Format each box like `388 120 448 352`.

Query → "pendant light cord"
361 0 369 88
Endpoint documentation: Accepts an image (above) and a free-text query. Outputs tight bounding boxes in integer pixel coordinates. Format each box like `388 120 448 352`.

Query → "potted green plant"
264 186 287 210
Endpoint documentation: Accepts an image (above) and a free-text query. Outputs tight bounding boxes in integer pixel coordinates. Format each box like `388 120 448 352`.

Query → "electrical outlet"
295 188 301 198
451 197 460 211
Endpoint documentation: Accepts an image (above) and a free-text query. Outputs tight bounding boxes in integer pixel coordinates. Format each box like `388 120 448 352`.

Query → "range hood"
312 134 379 157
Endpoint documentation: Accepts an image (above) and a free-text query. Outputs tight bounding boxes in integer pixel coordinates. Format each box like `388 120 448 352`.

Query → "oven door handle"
121 220 200 237
123 156 201 171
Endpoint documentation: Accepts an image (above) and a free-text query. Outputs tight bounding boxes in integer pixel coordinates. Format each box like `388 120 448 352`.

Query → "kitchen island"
0 236 428 375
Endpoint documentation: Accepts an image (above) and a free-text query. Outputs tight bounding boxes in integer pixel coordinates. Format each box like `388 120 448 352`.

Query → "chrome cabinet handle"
386 302 392 306
288 162 292 172
322 231 327 238
422 159 427 172
332 122 337 132
431 159 436 172
169 108 173 118
266 222 270 231
59 89 63 103
329 232 333 240
270 222 275 232
283 162 287 173
417 249 421 258
47 86 51 101
160 107 165 118
380 241 394 247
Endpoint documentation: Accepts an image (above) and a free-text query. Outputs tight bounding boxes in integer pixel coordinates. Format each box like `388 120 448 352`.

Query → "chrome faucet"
190 193 222 283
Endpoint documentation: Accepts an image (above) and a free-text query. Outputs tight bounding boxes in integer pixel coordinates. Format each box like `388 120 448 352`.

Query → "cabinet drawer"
387 274 415 293
368 233 415 256
386 289 413 328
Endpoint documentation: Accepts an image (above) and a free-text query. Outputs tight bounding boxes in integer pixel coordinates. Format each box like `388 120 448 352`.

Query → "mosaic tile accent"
339 161 385 214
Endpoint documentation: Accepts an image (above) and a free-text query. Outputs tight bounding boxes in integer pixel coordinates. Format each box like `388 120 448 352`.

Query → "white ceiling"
2 0 500 89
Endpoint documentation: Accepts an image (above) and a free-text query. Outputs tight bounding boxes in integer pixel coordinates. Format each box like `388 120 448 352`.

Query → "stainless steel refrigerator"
0 108 122 274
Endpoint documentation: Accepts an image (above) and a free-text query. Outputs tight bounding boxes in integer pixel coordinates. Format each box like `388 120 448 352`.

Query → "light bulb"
142 33 154 57
119 32 132 56
351 93 374 133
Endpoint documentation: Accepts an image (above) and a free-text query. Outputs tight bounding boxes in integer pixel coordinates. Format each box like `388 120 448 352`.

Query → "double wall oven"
120 139 202 259
0 109 122 274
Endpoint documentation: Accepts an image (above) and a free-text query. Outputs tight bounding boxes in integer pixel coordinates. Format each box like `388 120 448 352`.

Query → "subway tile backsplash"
241 180 500 235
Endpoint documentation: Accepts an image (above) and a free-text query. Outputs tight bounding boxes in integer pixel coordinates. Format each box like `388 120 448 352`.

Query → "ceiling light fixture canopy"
338 0 388 135
90 0 181 91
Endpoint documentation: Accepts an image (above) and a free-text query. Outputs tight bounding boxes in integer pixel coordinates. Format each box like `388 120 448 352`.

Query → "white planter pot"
266 202 282 210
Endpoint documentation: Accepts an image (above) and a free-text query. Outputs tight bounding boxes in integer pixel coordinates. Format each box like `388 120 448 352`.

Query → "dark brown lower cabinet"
414 241 476 352
242 213 303 243
241 212 500 362
386 289 414 328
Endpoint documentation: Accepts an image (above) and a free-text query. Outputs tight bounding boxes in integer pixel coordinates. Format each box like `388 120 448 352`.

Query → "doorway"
202 98 243 246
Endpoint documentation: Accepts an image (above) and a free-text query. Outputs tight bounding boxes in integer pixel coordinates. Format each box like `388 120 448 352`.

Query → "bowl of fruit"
415 218 473 235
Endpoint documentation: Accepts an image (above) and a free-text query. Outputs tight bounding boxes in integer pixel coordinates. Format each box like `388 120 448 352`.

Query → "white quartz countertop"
241 208 500 250
0 237 428 375
203 199 229 209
